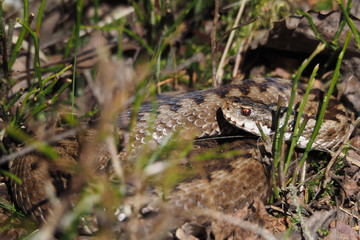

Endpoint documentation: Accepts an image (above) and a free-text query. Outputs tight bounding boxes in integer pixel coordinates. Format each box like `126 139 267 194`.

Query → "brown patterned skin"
9 138 78 223
170 139 269 215
9 135 111 224
9 77 349 225
127 77 348 151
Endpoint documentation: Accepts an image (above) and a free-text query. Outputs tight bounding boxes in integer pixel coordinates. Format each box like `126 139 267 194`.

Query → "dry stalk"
324 117 360 187
211 0 219 87
216 0 247 85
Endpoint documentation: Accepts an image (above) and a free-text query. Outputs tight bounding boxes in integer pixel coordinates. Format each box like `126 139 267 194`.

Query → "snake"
8 77 349 227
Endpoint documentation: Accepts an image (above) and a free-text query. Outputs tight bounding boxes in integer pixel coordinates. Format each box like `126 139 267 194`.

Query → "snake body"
128 77 348 150
9 77 349 225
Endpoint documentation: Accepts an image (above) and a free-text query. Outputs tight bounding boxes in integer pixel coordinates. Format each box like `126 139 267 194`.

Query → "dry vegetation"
0 0 359 239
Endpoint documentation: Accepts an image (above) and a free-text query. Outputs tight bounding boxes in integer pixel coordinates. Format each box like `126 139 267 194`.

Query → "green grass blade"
64 26 75 58
163 0 198 39
93 0 99 24
4 90 23 112
332 0 352 47
72 0 84 120
16 18 42 90
151 0 198 66
256 121 267 142
42 64 72 85
6 126 58 159
0 18 9 78
337 0 360 49
274 43 325 167
293 30 352 183
296 10 334 50
6 20 15 72
0 0 2 18
21 87 37 109
0 169 22 185
131 0 144 22
36 0 47 35
31 80 71 116
123 27 153 54
284 64 318 174
8 0 29 71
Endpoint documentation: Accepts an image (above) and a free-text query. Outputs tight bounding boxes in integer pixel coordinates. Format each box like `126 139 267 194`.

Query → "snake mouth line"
222 114 273 137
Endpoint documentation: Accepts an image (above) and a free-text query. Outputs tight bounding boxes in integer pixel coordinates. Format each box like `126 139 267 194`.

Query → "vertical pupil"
242 108 251 116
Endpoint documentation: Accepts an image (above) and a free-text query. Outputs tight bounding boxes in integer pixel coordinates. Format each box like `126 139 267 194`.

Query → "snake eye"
241 108 251 116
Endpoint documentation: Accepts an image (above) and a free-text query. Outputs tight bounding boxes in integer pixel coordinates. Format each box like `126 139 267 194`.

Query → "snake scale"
9 77 349 226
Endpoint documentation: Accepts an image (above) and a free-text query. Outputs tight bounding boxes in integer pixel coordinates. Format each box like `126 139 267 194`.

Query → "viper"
9 77 349 228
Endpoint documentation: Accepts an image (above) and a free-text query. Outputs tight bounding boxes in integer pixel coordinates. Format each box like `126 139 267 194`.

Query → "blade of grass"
31 79 72 116
3 89 23 112
0 193 25 217
273 43 326 169
72 0 84 120
0 169 22 185
164 0 198 39
64 26 75 58
35 64 73 100
16 18 42 90
21 87 38 110
292 30 352 184
151 0 198 66
337 0 360 49
34 76 60 100
8 0 29 71
211 0 219 87
117 20 125 57
93 0 99 24
36 0 47 36
332 0 352 47
6 19 15 71
273 96 283 154
271 96 284 199
296 10 335 50
131 0 144 22
0 18 9 78
123 27 153 54
6 126 58 159
284 64 318 174
42 64 73 85
216 0 247 85
255 121 267 142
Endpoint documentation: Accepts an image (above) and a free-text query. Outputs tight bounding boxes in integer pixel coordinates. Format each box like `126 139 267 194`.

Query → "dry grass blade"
216 0 247 85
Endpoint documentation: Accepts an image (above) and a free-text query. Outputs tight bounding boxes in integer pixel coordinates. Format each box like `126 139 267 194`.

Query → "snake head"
221 96 276 137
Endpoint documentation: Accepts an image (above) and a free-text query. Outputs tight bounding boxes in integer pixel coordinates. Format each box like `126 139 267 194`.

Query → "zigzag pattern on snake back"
125 77 348 150
9 77 349 226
